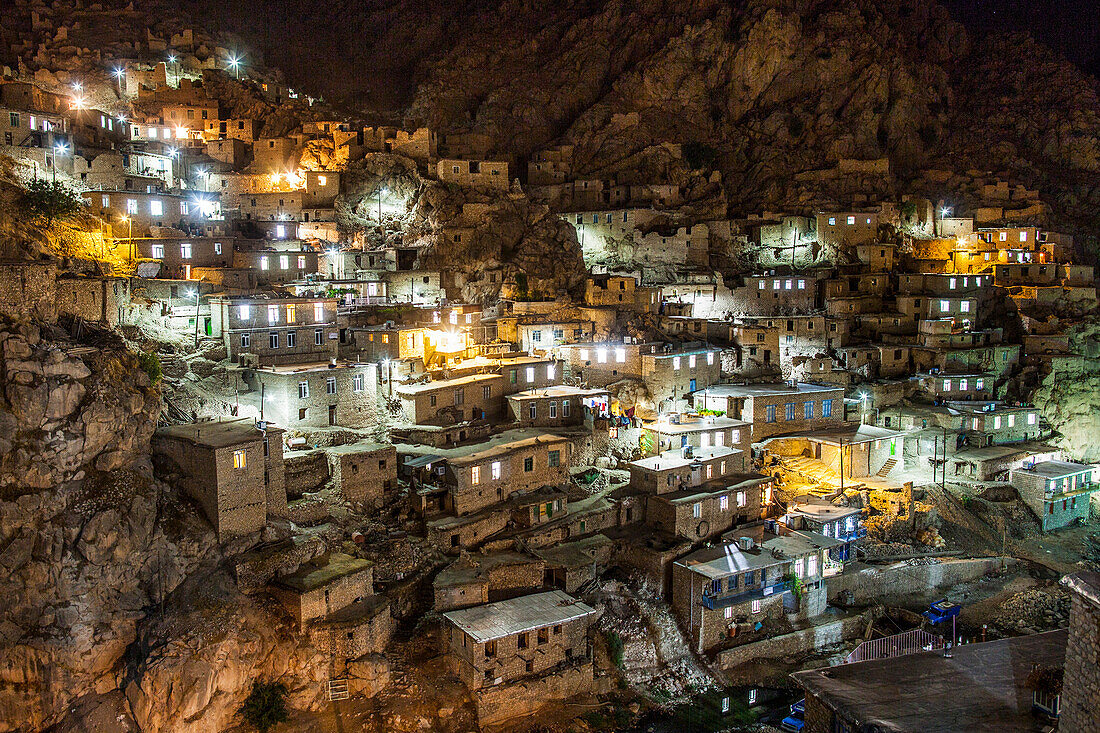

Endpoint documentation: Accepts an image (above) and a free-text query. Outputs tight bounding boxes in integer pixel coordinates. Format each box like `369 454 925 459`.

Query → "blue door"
689 378 697 391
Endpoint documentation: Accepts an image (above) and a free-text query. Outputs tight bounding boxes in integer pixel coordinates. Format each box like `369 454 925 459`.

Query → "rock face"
1032 318 1100 463
123 570 328 733
208 0 1100 250
0 319 160 491
337 154 586 302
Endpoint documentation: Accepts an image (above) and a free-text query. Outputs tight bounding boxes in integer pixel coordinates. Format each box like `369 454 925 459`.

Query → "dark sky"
943 0 1100 77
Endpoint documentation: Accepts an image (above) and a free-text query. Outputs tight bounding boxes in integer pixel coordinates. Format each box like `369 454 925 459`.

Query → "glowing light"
167 54 177 64
71 82 82 92
112 68 124 79
119 215 129 223
175 126 188 139
53 142 70 155
71 96 87 110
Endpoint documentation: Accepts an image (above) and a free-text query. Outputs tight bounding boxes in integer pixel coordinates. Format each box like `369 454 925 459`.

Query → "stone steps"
326 678 349 701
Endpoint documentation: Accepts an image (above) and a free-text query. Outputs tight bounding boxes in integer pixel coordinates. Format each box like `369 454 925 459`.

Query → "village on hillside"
2 7 1100 732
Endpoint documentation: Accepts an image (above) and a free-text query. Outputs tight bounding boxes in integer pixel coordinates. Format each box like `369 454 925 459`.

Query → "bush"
21 178 84 228
240 681 289 732
137 351 161 384
605 630 624 669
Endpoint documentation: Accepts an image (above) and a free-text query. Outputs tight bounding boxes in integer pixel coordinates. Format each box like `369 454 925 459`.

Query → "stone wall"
717 612 869 669
0 261 57 322
1060 573 1100 732
283 449 329 497
824 557 1015 605
474 661 594 726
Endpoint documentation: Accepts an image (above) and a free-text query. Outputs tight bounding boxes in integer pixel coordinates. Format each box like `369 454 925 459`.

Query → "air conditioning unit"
738 536 754 551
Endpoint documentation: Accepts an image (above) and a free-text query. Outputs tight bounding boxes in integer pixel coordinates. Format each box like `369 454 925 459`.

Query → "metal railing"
845 628 943 664
701 580 793 610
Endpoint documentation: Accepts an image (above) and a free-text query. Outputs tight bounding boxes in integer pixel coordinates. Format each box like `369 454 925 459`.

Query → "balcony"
835 527 868 543
700 580 793 610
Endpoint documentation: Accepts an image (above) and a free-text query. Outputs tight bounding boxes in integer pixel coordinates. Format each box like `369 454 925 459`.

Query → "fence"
845 628 943 664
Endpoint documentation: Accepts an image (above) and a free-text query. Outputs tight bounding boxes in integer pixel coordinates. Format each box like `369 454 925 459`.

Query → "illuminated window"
758 280 765 289
214 242 222 255
267 305 279 324
1028 413 1037 425
491 461 501 480
689 354 696 368
597 348 607 363
526 367 535 383
297 256 306 269
547 364 556 379
314 302 324 321
999 232 1007 242
232 450 246 469
846 216 855 225
126 199 137 214
673 356 681 370
285 305 296 322
471 466 480 485
960 301 970 313
260 256 269 270
238 304 250 320
317 175 327 185
943 379 953 391
298 381 309 399
280 255 289 270
276 225 285 238
150 200 163 216
828 217 836 226
151 244 164 258
720 495 728 511
940 300 950 312
1020 231 1027 242
707 352 714 365
692 502 701 518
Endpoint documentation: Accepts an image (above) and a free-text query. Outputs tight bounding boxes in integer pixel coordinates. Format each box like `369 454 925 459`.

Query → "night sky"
943 0 1100 77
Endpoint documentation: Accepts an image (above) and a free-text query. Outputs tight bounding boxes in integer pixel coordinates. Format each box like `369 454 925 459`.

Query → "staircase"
326 678 349 701
876 458 898 478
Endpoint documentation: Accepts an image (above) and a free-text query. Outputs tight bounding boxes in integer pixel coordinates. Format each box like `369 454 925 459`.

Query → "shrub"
137 351 161 384
240 681 289 732
21 179 84 228
605 630 624 669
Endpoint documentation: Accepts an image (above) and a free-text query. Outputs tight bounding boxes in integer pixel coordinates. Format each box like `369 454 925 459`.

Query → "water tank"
738 536 754 551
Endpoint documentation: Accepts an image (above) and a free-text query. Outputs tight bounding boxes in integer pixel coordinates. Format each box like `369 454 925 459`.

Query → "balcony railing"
835 527 868 543
701 580 793 610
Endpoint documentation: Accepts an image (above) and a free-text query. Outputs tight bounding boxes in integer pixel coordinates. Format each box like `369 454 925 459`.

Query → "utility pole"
941 427 948 490
192 291 201 348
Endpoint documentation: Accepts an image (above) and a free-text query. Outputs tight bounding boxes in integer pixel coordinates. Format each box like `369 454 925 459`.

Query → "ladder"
326 678 349 701
876 458 898 478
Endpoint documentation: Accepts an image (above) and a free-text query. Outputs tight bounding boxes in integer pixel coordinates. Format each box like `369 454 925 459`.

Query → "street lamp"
51 142 69 182
227 55 242 80
112 67 125 95
377 186 387 222
119 215 133 262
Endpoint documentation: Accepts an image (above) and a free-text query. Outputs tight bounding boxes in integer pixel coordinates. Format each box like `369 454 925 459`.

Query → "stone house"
672 527 837 653
243 361 381 429
84 189 196 236
730 320 781 372
835 343 911 378
137 236 233 279
731 274 821 316
642 346 722 411
583 274 660 312
230 248 320 283
937 401 1041 447
854 242 894 270
442 589 597 691
203 117 260 142
152 418 287 541
505 386 611 428
644 471 769 542
642 413 750 467
1011 460 1097 532
815 211 879 249
782 500 865 560
437 159 509 190
555 340 654 387
433 552 545 612
916 372 994 401
209 295 339 365
911 342 1020 379
327 442 396 509
55 275 130 327
269 552 374 631
395 373 504 425
433 435 572 517
252 137 299 171
693 383 845 442
0 261 57 321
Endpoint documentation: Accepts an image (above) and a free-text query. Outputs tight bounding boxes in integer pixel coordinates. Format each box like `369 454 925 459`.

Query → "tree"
239 681 289 732
21 179 84 229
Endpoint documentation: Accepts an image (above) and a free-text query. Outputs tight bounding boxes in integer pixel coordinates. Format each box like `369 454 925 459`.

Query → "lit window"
615 348 626 363
238 304 251 320
758 280 765 289
828 217 836 226
526 367 535 383
1008 414 1015 428
724 606 732 620
785 279 793 290
944 379 953 391
720 495 729 511
314 302 324 321
214 242 222 255
276 225 285 238
707 352 714 365
267 305 279 324
692 502 701 518
797 279 805 289
151 244 164 258
1028 413 1037 425
232 450 246 469
737 491 746 507
940 300 950 312
260 256 269 270
976 378 985 390
961 301 970 313
1020 231 1027 242
751 599 761 613
949 277 956 289
547 364 556 379
126 199 137 214
317 175 327 185
180 242 192 259
847 216 855 225
298 381 309 399
150 200 163 216
689 354 696 368
297 255 306 269
280 255 289 270
673 356 681 370
597 348 607 363
491 461 501 480
471 466 480 485
772 279 780 290
960 379 968 391
999 232 1007 242
714 431 724 447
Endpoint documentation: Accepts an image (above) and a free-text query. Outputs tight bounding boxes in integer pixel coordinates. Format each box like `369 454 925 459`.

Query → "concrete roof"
787 500 862 521
442 590 596 643
791 630 1067 732
678 525 842 580
447 434 569 466
646 415 749 435
272 552 373 594
696 382 842 398
1014 459 1096 479
394 372 501 395
1063 571 1100 610
775 424 904 446
155 417 276 448
506 385 610 400
629 446 743 472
